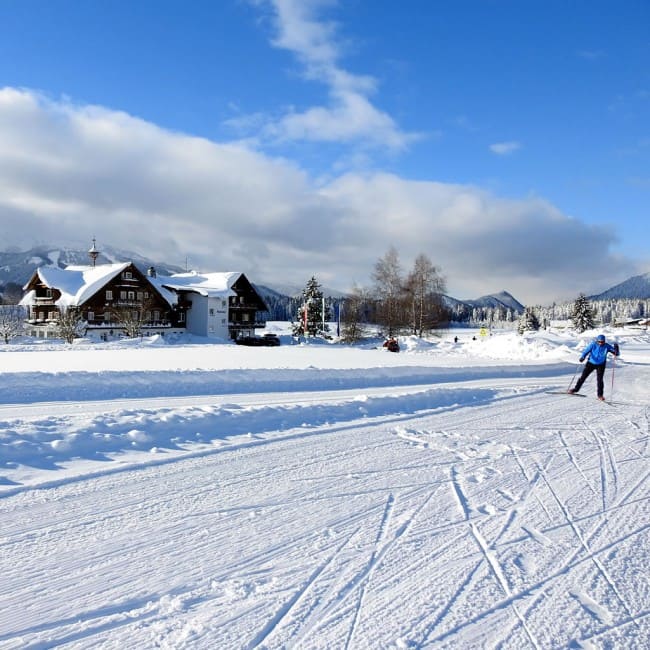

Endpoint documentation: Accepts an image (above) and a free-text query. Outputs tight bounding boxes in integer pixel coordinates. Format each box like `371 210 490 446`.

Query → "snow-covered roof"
24 263 177 308
37 263 130 309
155 271 242 298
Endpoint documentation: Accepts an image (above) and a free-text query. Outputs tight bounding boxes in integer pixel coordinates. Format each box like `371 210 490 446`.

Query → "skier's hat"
596 334 606 342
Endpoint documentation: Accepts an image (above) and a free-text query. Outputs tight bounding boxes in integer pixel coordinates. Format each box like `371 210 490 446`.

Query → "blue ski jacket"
580 340 619 365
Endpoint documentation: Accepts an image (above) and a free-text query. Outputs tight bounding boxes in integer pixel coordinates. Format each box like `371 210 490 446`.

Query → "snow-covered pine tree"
517 307 541 334
570 293 596 332
292 276 331 337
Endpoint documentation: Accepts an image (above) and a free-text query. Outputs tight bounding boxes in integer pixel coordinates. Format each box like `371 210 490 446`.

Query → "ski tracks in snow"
1 385 649 648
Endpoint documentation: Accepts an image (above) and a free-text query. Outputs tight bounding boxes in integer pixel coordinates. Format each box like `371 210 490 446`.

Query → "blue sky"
0 0 648 304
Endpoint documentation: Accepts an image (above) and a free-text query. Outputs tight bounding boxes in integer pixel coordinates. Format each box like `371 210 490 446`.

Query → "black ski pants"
574 362 606 397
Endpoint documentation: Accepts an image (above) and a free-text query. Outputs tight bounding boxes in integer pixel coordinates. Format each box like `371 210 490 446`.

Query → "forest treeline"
260 247 650 338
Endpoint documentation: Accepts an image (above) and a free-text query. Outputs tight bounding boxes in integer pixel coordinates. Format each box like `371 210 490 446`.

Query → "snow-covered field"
1 325 648 649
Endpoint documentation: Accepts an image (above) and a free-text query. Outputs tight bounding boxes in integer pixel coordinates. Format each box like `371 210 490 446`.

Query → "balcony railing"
229 319 267 329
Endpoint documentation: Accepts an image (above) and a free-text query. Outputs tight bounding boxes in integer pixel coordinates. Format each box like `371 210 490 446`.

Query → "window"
120 291 127 300
137 292 143 301
123 271 132 280
178 312 186 323
106 290 113 300
209 308 215 316
45 288 52 298
127 291 135 301
104 313 111 322
87 311 95 321
242 313 250 322
153 310 160 321
222 300 227 308
38 311 45 320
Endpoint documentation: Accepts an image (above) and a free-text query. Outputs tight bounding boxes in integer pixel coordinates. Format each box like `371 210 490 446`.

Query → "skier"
569 334 619 400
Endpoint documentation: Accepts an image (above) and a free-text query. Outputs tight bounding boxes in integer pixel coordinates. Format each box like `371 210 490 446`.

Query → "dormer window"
123 271 132 280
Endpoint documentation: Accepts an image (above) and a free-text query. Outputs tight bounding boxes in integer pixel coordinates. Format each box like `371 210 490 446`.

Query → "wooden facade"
22 263 186 339
21 260 268 341
227 274 269 338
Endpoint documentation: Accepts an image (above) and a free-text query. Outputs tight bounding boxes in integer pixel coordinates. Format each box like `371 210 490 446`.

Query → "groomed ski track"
1 375 648 649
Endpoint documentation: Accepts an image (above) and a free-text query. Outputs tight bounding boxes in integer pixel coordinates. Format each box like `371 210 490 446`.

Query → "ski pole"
567 362 580 392
610 353 616 401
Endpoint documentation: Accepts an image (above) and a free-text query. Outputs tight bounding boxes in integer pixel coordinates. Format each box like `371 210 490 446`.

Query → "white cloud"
246 0 419 149
0 88 639 305
489 141 521 155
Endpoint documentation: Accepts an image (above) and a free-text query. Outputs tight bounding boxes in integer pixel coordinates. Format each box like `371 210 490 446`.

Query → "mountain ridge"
589 271 650 301
1 246 648 309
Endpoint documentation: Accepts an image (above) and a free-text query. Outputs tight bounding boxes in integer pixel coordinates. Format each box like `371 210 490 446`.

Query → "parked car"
235 333 281 346
235 335 264 346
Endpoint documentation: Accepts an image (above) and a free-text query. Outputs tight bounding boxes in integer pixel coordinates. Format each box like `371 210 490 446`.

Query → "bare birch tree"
340 284 368 343
108 297 158 338
0 305 26 343
372 247 405 337
405 254 448 336
55 307 86 344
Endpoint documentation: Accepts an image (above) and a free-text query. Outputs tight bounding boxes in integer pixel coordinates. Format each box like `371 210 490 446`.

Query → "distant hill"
465 290 525 312
258 283 349 299
443 290 524 314
0 245 184 288
590 271 650 300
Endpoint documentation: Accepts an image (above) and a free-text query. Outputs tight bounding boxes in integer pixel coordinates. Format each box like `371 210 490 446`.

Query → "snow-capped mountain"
590 271 650 300
2 246 648 309
465 290 524 312
443 291 524 314
0 245 184 288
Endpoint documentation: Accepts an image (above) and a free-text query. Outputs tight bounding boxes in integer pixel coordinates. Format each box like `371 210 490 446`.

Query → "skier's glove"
613 343 620 355
579 356 585 362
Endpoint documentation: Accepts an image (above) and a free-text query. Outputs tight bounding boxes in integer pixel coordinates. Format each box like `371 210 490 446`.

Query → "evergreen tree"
293 276 330 337
570 293 596 332
517 307 541 334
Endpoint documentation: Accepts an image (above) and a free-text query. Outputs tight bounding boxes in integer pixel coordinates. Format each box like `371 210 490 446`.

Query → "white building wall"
185 295 208 337
185 294 230 338
207 296 229 339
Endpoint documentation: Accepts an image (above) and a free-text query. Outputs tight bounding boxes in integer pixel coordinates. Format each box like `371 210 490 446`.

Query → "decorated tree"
293 276 331 337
